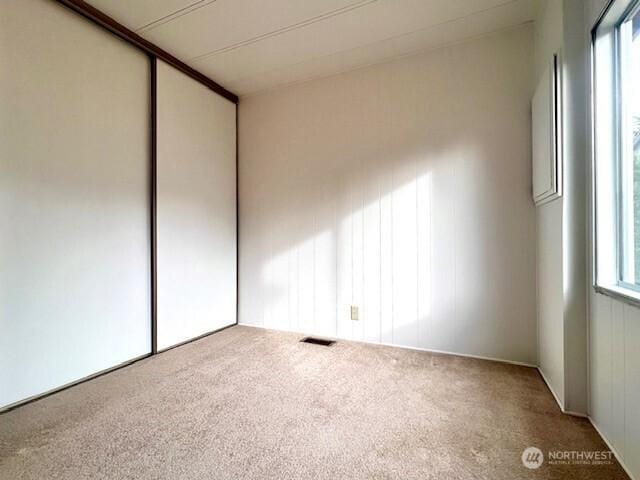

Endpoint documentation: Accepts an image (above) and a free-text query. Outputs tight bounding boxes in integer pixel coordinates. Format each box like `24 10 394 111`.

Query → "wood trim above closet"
55 0 238 104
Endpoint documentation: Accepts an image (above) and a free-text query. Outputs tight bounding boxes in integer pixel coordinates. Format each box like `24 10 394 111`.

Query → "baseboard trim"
589 416 637 480
238 323 537 368
536 367 565 412
562 410 589 418
563 409 588 418
535 367 591 418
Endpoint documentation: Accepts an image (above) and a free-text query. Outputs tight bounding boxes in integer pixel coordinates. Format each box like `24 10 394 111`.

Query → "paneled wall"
239 25 536 364
590 293 640 478
156 61 237 351
0 0 151 408
587 0 640 478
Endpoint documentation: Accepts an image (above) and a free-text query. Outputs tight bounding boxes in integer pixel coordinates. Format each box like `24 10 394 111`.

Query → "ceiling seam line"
136 0 216 32
225 0 525 86
189 0 379 62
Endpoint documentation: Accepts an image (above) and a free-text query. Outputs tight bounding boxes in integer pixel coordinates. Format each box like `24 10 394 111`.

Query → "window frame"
616 1 640 291
592 0 640 305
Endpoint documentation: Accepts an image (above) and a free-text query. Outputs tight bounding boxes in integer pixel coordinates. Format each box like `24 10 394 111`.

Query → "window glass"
619 7 640 286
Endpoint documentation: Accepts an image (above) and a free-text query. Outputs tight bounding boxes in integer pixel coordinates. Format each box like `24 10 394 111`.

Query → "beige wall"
561 0 588 417
239 25 536 364
534 0 566 409
534 0 590 418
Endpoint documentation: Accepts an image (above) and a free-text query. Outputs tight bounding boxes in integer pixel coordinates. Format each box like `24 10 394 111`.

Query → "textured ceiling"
87 0 539 96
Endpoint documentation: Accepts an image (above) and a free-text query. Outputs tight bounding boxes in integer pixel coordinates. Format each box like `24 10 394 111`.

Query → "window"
618 5 640 287
593 0 640 298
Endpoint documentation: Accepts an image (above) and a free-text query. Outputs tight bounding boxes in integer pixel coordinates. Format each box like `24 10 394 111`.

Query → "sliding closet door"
0 0 151 408
156 61 237 350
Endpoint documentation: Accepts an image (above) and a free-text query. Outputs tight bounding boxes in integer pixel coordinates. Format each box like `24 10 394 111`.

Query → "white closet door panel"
0 0 151 408
156 61 237 350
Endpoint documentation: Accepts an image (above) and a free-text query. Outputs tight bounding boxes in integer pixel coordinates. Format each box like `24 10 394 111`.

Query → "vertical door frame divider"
236 102 240 327
150 55 158 354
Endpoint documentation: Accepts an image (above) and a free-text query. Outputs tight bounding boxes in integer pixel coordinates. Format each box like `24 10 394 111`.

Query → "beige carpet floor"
0 325 629 480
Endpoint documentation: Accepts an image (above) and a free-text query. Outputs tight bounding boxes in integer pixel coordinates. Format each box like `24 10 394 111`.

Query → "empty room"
1 0 639 478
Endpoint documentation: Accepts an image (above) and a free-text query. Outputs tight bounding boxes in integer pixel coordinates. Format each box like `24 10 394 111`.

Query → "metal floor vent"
300 336 335 346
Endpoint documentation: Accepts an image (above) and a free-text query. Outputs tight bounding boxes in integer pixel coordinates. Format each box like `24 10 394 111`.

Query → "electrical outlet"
350 305 359 321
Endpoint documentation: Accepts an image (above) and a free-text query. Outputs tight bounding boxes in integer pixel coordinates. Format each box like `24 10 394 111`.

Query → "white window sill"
594 284 640 308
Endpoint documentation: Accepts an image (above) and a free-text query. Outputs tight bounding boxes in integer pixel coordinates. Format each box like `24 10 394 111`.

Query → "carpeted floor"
0 325 629 479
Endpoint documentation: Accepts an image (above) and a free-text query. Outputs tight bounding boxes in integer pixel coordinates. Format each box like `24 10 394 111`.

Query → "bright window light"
619 5 640 288
593 0 640 299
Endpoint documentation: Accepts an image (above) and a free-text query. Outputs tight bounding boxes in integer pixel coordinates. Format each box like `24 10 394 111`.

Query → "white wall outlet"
350 305 359 321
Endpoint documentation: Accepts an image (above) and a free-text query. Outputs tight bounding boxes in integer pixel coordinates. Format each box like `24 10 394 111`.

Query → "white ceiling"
88 0 539 96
